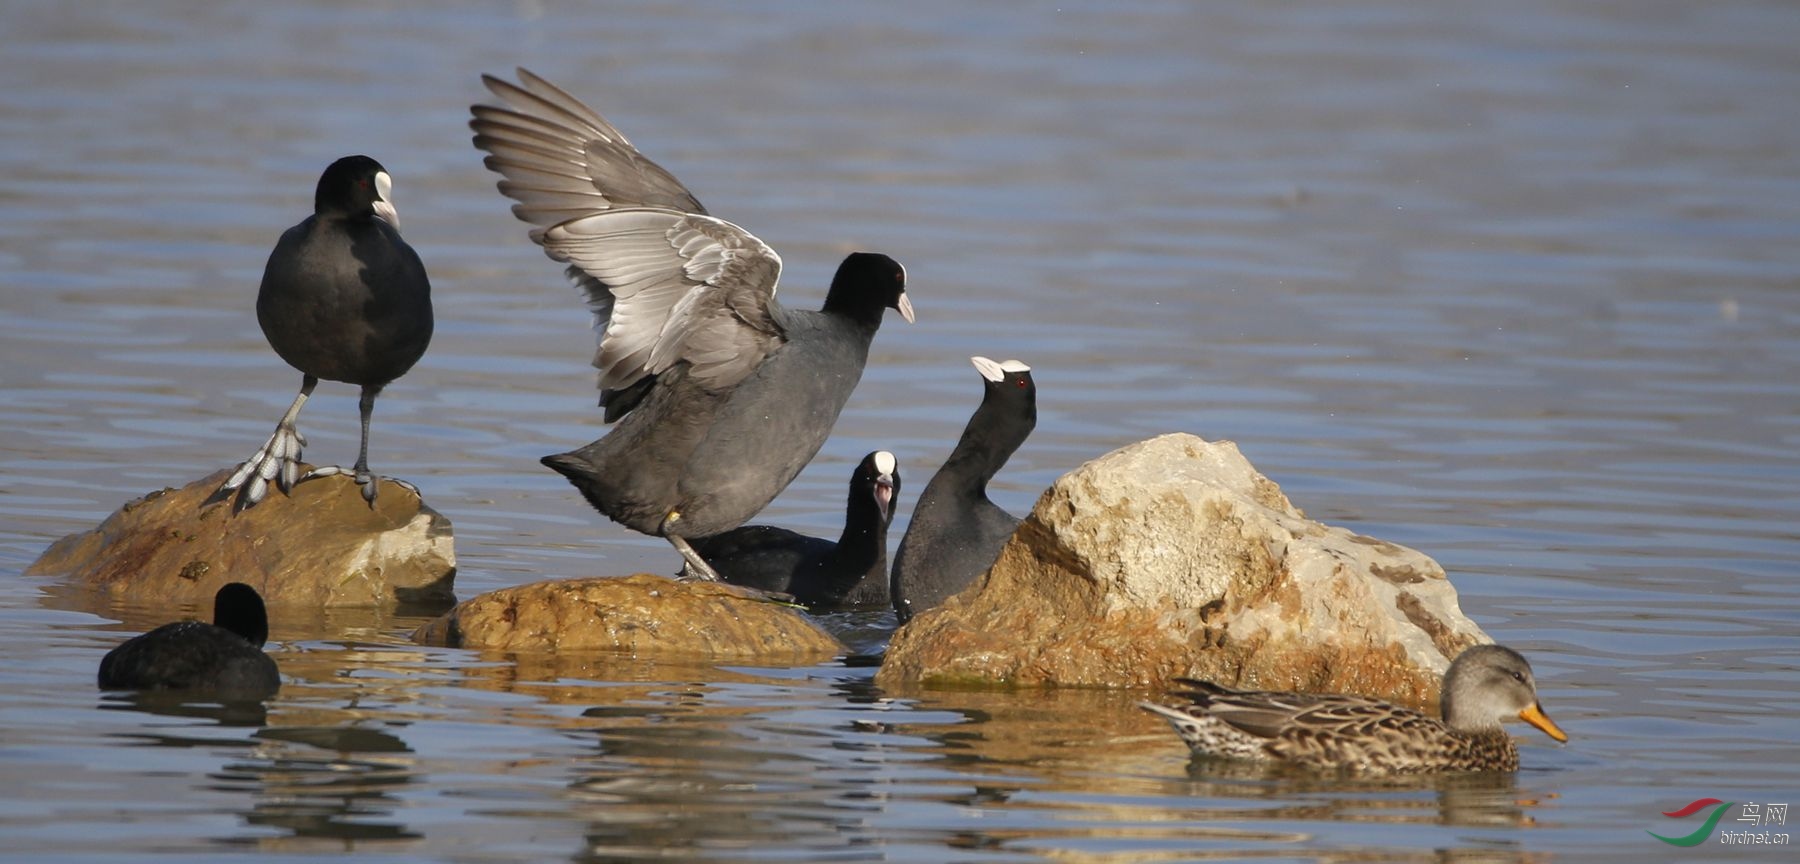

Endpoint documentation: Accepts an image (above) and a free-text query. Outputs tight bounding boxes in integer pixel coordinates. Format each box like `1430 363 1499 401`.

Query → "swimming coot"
891 357 1036 622
210 155 434 512
97 582 280 698
470 69 913 579
687 450 900 609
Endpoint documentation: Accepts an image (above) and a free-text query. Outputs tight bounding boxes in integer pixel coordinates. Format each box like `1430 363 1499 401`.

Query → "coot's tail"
541 450 620 524
541 451 594 483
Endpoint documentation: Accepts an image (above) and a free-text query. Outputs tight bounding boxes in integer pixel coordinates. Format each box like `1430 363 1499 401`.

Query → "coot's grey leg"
664 513 721 581
208 374 316 512
303 383 418 507
664 514 801 602
669 536 722 581
350 384 381 504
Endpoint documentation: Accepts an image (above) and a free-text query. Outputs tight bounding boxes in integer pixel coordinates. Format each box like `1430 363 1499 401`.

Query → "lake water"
3 1 1798 861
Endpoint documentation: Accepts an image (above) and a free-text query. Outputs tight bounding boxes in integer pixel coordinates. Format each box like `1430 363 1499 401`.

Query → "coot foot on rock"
207 377 315 512
670 569 800 606
304 464 420 504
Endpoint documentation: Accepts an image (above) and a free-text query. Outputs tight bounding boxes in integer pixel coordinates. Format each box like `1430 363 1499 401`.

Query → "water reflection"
562 680 934 863
98 690 270 730
42 579 451 647
80 622 1570 860
1170 759 1540 830
232 726 421 846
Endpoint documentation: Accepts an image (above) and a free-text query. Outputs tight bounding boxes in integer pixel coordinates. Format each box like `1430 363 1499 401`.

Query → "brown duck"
1140 644 1568 774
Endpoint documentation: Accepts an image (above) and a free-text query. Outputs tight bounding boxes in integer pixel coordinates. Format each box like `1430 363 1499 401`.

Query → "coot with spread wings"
470 69 913 579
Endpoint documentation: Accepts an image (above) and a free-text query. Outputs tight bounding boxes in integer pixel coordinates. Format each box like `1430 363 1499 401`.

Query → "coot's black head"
971 356 1036 419
212 582 270 648
823 252 914 328
315 154 399 229
854 450 901 526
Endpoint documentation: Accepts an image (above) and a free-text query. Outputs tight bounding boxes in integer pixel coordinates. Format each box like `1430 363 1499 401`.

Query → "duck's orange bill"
1519 703 1568 742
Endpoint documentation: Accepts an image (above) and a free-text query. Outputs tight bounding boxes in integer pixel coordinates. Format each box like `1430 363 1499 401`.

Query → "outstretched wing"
542 208 784 393
471 67 703 225
471 68 786 412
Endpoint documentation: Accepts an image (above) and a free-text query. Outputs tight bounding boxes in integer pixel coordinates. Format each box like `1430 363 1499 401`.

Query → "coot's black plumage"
469 69 914 579
891 357 1037 622
211 155 434 511
689 450 900 609
97 582 280 697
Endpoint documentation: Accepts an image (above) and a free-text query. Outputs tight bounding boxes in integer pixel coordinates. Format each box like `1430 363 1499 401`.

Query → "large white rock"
878 433 1490 708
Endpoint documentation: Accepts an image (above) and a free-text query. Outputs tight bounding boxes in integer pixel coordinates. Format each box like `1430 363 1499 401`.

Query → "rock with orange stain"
876 433 1489 708
27 467 455 609
412 574 843 663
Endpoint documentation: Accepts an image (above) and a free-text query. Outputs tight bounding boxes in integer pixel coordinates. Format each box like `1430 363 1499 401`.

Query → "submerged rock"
412 574 844 663
27 467 456 608
877 433 1490 708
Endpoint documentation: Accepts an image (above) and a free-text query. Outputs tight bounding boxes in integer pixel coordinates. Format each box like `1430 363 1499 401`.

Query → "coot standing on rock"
1138 644 1568 774
890 357 1036 622
687 450 901 608
210 155 434 512
469 69 914 580
97 582 281 698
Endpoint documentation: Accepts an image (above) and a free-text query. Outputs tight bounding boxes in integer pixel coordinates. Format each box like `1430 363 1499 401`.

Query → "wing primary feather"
481 73 619 144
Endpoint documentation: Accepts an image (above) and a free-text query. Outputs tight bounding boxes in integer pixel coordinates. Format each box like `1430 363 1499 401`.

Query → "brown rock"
876 433 1489 708
26 467 456 609
412 574 844 663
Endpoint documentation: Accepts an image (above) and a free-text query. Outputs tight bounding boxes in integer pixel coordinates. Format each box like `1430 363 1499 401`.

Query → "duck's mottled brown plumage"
1140 644 1567 774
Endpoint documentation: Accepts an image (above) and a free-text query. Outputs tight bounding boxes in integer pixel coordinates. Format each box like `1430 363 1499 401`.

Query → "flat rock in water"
877 433 1490 708
27 467 456 608
412 574 845 663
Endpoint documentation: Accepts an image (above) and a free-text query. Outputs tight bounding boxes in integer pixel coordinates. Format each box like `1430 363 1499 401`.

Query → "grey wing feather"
542 208 784 392
473 68 704 219
1191 690 1363 739
566 265 614 366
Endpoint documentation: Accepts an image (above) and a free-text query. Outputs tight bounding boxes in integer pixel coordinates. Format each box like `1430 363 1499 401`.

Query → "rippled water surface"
3 1 1798 861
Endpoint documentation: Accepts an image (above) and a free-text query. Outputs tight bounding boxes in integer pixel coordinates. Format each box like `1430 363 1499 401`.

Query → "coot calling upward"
688 450 901 608
891 357 1036 622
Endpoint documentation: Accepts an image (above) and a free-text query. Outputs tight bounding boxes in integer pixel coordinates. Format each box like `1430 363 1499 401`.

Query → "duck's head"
1441 644 1567 742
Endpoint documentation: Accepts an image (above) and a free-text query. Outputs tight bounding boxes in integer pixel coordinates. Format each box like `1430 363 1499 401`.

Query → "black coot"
687 450 900 609
891 357 1037 622
210 155 434 511
97 582 280 698
470 69 914 579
